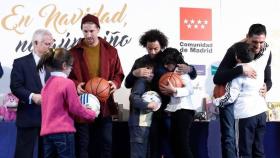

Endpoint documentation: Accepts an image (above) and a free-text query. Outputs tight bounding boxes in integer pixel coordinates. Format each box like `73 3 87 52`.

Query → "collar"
74 37 101 49
255 42 269 60
50 71 67 78
32 51 40 65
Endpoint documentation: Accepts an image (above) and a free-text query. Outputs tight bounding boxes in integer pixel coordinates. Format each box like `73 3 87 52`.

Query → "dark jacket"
125 53 197 89
213 42 272 91
10 53 50 127
125 53 197 118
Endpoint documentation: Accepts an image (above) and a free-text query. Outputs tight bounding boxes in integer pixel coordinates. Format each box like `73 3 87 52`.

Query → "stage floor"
1 120 279 158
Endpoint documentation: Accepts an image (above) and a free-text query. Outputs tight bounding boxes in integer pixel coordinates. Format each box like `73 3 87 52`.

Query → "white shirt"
33 52 46 86
28 52 46 104
165 74 196 112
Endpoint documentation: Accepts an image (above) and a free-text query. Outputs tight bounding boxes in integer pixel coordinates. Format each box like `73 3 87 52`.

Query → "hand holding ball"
142 91 162 111
85 77 111 102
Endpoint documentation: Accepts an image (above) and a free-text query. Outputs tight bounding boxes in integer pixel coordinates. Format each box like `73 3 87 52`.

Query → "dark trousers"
43 133 75 158
14 126 42 158
238 112 266 158
90 116 113 158
219 103 237 158
149 112 172 158
75 117 113 158
75 123 89 158
170 109 194 158
129 126 150 158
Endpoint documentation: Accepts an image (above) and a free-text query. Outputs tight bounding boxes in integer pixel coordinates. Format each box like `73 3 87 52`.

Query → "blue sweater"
128 78 152 126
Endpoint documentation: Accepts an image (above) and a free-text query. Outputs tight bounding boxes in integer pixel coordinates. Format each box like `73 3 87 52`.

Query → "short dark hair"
161 47 185 65
248 23 266 37
134 57 154 70
139 29 168 49
234 42 254 63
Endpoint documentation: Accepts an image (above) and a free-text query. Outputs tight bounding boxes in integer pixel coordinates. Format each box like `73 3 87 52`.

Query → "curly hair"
139 29 168 49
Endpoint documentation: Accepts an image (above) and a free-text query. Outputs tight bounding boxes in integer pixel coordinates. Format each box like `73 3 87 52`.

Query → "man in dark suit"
10 29 54 158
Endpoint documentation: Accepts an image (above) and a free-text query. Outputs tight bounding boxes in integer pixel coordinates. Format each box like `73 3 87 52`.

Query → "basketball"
80 93 100 116
159 72 183 89
85 77 111 102
213 85 226 98
142 91 162 111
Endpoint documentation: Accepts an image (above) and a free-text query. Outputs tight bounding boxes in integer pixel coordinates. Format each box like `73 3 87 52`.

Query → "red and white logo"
180 8 212 41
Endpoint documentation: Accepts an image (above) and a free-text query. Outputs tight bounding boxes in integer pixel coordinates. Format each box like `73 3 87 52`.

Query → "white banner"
0 0 279 109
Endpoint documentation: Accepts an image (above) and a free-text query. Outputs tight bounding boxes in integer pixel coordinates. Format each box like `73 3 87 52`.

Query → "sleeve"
68 70 79 87
174 74 194 97
0 62 3 78
10 59 32 103
264 52 272 91
212 79 241 107
66 81 95 121
110 50 125 88
124 59 138 88
213 46 243 85
129 79 149 110
68 51 82 87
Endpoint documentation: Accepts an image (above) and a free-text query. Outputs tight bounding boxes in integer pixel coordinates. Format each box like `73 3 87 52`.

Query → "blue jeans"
129 126 150 158
219 103 237 158
43 133 75 158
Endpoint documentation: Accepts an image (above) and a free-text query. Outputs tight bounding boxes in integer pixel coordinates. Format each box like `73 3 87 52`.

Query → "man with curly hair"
125 29 197 158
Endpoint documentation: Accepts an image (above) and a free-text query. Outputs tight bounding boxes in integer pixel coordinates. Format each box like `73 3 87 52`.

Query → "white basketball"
142 91 162 111
80 93 100 116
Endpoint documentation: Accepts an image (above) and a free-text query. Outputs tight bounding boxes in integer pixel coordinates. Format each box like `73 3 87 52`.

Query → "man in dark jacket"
10 29 53 158
125 29 197 158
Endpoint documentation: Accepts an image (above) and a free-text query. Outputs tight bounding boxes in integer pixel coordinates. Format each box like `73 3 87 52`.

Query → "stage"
1 120 279 158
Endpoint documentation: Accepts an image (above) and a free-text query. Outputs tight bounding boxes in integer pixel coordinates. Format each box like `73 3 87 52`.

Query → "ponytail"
37 48 72 72
37 49 55 72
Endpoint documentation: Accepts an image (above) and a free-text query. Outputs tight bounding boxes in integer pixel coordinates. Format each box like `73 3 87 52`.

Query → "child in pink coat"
38 48 96 158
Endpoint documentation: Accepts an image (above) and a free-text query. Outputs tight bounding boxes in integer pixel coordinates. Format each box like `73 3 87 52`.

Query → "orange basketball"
159 72 183 90
85 77 111 102
213 85 226 98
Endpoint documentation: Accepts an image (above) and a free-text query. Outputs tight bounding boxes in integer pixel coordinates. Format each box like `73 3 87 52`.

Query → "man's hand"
108 81 117 94
132 67 153 78
77 82 86 95
32 94 42 105
259 83 267 97
242 64 257 79
176 64 192 75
